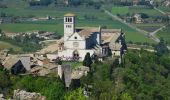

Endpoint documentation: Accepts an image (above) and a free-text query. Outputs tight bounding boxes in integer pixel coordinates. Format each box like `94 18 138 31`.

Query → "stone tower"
64 13 75 41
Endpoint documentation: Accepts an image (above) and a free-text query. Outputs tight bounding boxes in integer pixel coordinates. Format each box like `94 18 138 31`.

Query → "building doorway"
73 50 79 60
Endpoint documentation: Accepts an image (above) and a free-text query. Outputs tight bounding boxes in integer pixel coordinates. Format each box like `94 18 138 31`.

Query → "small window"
68 18 70 22
70 18 72 22
65 18 68 22
74 36 77 39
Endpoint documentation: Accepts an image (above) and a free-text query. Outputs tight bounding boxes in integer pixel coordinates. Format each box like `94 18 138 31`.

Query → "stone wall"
13 89 46 100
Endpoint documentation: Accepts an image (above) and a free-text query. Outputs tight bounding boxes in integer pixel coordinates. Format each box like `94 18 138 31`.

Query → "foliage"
64 88 86 100
81 49 170 99
155 38 169 56
14 76 65 100
157 24 170 46
83 52 92 68
29 0 52 6
0 33 42 52
0 67 11 94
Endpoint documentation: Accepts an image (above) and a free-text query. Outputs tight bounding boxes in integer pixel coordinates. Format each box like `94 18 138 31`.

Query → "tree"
0 69 10 92
120 93 132 100
14 76 65 100
64 88 86 100
155 38 169 56
0 62 4 71
83 52 92 68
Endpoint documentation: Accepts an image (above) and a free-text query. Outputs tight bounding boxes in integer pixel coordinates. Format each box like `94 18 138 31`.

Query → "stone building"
57 13 126 61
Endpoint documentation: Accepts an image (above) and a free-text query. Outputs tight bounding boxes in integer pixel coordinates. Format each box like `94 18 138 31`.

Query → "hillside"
0 0 155 43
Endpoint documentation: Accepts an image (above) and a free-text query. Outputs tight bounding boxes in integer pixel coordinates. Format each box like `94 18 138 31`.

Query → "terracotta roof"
3 55 31 70
3 55 19 70
76 27 100 39
64 13 75 17
101 32 120 44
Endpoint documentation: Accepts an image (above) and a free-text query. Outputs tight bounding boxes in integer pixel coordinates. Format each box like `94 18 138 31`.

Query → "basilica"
57 13 126 61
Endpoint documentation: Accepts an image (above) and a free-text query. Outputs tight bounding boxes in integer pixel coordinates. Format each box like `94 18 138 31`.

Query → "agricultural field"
133 23 163 32
129 6 162 16
112 6 129 15
0 7 110 20
157 25 170 46
158 7 170 13
0 41 22 51
0 18 153 43
0 0 155 44
112 6 162 16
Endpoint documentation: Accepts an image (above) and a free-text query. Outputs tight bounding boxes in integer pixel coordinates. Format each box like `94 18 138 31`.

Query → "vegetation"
80 49 170 99
0 0 155 43
0 32 42 53
157 25 170 46
0 41 22 52
14 76 65 100
112 6 162 16
0 19 154 43
0 47 170 99
62 61 82 69
83 52 92 68
0 70 66 100
64 88 86 100
134 23 163 32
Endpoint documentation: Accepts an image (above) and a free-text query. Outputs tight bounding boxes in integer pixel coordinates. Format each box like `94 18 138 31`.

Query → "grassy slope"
0 41 22 51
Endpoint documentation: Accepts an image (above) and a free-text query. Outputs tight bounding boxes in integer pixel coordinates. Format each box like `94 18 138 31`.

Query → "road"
154 7 166 15
104 9 170 44
104 10 149 36
104 10 162 43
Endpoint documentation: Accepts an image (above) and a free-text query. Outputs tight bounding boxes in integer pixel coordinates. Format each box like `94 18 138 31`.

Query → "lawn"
0 41 22 51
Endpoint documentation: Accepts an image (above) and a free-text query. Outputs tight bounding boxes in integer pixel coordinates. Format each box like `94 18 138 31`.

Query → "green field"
158 7 170 13
112 6 129 15
0 41 22 51
0 18 153 43
129 7 162 16
112 6 162 16
0 0 155 43
0 7 110 20
0 23 63 34
134 23 163 32
157 25 170 46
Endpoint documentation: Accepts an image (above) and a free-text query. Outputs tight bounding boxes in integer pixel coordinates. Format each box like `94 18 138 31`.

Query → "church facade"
58 13 126 61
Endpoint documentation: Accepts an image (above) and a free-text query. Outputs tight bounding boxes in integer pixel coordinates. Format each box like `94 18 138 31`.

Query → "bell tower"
64 13 75 41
